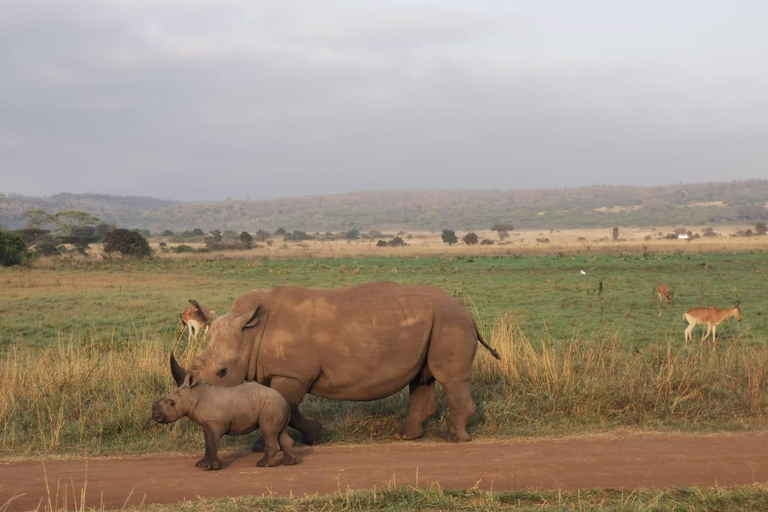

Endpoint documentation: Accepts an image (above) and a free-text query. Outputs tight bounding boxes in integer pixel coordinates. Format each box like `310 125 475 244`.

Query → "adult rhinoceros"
171 281 500 445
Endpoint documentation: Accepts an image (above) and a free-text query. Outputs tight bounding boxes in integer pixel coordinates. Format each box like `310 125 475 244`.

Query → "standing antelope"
655 283 672 304
683 302 741 342
180 305 214 342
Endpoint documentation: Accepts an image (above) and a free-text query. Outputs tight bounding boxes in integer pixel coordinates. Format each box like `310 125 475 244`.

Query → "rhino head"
152 372 197 423
171 301 262 388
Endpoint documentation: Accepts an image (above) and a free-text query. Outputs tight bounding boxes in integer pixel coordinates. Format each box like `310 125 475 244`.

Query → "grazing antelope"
655 283 672 304
180 305 214 342
683 302 741 342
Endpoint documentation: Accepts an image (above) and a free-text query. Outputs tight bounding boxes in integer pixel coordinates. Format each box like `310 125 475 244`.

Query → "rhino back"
256 282 469 400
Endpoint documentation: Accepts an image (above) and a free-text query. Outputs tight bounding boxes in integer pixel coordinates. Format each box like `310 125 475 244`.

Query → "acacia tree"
55 210 100 254
492 223 513 241
463 232 479 245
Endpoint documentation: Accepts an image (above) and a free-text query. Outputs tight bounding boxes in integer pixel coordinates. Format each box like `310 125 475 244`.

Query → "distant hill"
2 181 767 233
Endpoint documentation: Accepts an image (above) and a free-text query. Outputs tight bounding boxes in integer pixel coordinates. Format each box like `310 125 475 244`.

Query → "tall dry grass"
473 314 768 431
1 315 767 456
0 333 206 456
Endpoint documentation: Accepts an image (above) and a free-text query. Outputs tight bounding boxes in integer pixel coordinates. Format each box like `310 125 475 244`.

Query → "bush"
172 245 196 253
0 231 28 266
103 229 152 258
388 236 405 247
376 240 388 247
463 233 479 245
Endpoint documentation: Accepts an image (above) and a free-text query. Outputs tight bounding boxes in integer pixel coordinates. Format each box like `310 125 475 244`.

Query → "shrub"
376 240 388 247
103 229 152 258
463 233 479 245
388 236 405 247
172 244 196 253
0 231 28 266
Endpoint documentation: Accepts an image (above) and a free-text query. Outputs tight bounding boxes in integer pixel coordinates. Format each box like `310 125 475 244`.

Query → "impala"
655 283 671 304
180 304 214 342
683 302 741 342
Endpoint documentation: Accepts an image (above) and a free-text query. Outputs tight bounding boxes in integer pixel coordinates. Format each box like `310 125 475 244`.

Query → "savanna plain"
2 229 768 511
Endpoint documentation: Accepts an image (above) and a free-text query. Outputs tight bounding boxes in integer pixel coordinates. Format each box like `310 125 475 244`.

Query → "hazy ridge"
2 180 767 232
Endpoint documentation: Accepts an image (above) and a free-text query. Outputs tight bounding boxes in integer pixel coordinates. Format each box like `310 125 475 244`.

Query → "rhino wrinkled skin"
173 281 500 447
152 373 298 469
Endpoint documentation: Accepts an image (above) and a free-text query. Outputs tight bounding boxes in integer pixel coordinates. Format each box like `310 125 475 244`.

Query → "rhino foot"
257 457 283 468
301 421 323 446
196 458 221 470
282 456 300 466
440 431 471 443
394 428 424 441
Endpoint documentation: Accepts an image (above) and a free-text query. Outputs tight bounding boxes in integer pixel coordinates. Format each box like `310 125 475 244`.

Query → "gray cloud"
1 1 767 201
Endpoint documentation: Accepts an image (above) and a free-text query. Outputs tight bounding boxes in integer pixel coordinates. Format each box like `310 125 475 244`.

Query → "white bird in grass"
580 269 587 275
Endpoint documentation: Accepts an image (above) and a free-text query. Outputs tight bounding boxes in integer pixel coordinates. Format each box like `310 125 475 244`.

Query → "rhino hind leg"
278 430 299 465
440 381 475 443
257 431 283 467
395 372 437 440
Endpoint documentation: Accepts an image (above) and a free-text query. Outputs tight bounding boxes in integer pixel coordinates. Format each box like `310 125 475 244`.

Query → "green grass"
1 252 767 457
2 252 766 350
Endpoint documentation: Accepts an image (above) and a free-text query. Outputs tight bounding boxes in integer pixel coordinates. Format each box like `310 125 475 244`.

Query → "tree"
345 229 359 241
388 236 405 247
192 228 205 236
492 224 512 241
756 222 767 236
55 210 100 254
441 229 458 245
703 227 718 237
274 227 287 235
239 231 253 248
254 229 271 242
463 232 479 245
23 209 55 228
612 227 620 241
205 230 223 246
103 228 152 258
0 231 28 266
161 229 174 237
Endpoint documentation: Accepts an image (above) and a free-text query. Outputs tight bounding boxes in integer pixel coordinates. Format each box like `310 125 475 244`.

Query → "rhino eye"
217 368 227 378
169 400 175 407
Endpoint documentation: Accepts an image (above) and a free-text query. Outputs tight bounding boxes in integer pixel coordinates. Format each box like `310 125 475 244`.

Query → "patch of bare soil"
2 432 768 511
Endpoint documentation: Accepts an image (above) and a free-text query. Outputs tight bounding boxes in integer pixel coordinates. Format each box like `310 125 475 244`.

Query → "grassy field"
1 245 767 458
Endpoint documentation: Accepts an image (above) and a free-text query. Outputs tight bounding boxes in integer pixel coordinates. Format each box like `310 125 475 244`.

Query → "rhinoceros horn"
188 299 216 324
170 351 188 386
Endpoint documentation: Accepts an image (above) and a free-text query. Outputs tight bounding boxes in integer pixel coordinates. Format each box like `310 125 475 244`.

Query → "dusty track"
2 432 768 511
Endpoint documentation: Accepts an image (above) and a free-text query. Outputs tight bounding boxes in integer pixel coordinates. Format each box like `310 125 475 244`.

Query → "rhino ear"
170 352 188 387
182 372 194 388
234 305 261 331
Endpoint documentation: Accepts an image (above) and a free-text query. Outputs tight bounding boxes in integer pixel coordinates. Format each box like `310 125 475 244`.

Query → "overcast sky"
1 1 767 201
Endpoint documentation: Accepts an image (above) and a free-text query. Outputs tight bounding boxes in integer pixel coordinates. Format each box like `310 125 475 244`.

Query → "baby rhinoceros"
152 374 298 470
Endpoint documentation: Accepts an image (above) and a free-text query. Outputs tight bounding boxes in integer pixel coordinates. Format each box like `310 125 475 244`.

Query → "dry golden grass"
139 226 768 261
2 313 768 457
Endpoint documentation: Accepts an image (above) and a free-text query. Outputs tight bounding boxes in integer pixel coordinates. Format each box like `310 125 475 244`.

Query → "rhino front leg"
197 424 224 470
252 376 322 452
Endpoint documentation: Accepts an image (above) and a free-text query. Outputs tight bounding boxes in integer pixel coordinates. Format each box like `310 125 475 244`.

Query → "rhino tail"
473 319 501 360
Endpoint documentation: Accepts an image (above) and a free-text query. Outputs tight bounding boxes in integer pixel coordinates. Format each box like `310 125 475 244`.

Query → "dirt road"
2 431 768 511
